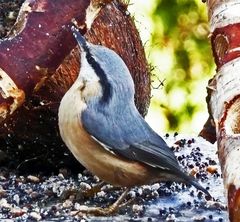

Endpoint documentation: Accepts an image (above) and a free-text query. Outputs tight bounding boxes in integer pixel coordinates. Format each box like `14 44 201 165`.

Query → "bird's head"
71 26 135 105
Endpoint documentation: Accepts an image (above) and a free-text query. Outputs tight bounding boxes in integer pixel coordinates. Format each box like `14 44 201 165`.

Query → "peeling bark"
0 0 151 171
205 1 240 221
199 78 216 144
0 0 89 117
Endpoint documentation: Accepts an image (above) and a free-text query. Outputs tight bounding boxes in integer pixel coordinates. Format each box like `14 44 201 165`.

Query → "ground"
0 134 227 221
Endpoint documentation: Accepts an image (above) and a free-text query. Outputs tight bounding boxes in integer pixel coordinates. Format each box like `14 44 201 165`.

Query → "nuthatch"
58 27 210 215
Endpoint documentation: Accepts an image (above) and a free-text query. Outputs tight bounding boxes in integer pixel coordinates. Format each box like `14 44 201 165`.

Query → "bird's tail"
177 169 211 197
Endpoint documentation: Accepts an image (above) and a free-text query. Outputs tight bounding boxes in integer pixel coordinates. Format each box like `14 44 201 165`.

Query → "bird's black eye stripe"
72 27 112 102
84 47 112 103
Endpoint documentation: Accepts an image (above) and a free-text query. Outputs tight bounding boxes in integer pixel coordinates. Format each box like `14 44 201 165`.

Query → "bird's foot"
60 181 106 201
74 188 130 216
80 181 106 199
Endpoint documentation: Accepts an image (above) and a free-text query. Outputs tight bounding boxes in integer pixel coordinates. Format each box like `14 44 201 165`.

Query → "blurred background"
128 0 215 135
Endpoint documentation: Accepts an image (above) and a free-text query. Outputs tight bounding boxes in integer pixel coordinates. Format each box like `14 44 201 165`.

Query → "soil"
0 134 228 221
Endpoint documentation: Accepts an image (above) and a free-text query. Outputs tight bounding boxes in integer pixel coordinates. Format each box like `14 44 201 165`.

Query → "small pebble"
166 213 176 221
206 165 218 174
197 191 203 199
137 188 143 196
27 175 40 183
190 167 199 176
206 201 227 210
8 11 15 20
78 173 83 180
159 208 167 216
58 173 65 179
151 183 160 190
29 212 42 221
152 190 159 198
0 175 6 181
0 188 6 197
193 216 206 221
13 194 20 205
79 182 91 191
132 204 143 213
93 175 100 182
128 190 136 198
30 191 39 199
0 198 11 209
62 200 73 208
74 203 81 211
97 191 105 197
11 208 26 217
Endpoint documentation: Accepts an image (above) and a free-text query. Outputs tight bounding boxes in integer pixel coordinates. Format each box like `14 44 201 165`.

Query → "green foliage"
130 0 215 133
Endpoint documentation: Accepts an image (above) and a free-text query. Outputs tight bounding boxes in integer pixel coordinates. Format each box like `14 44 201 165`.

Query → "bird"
58 26 210 215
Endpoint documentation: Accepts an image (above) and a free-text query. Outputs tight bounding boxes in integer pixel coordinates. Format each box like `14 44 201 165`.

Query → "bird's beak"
71 26 88 52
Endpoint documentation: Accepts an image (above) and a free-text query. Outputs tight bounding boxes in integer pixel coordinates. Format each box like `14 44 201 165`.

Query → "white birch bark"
207 1 240 221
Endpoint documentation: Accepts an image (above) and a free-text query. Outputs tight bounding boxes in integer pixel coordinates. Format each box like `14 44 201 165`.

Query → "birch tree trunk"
205 1 240 221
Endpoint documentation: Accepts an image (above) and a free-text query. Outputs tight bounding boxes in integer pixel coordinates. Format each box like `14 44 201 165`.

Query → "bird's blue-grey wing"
81 103 211 195
81 104 181 172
